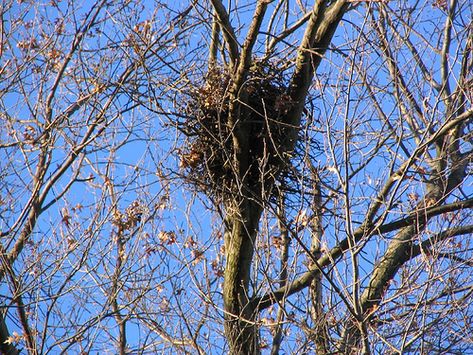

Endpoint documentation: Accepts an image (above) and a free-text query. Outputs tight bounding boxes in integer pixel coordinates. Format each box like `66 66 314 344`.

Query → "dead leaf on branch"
158 231 176 245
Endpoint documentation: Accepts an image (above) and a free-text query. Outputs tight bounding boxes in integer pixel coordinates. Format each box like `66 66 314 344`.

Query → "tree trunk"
223 197 263 354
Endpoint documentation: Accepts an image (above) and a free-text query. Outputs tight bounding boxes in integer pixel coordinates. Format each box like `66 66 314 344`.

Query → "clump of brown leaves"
112 200 144 233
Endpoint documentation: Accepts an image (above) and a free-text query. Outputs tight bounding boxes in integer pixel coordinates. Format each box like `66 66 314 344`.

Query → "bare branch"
209 0 239 66
284 0 348 151
255 196 473 311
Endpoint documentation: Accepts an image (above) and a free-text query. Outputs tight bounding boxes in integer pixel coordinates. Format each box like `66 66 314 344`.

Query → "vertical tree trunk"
309 173 330 354
223 198 263 354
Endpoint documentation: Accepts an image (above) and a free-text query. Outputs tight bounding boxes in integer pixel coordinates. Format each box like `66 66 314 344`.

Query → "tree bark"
223 198 263 354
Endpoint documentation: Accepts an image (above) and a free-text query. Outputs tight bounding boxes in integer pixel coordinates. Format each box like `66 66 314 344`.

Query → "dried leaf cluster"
112 200 144 232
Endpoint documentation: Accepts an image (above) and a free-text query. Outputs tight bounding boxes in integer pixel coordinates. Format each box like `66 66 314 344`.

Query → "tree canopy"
0 0 472 354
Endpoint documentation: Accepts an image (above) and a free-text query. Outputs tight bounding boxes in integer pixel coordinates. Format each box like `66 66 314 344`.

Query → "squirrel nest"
178 61 294 199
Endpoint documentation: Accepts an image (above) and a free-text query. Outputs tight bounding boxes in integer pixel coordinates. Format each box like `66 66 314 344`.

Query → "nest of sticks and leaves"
177 60 302 201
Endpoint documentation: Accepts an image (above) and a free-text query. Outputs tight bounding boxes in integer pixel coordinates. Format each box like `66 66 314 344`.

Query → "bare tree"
177 0 472 353
0 0 472 354
0 1 198 353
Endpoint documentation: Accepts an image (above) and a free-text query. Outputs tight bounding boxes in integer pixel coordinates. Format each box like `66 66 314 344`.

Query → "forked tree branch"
209 0 239 66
